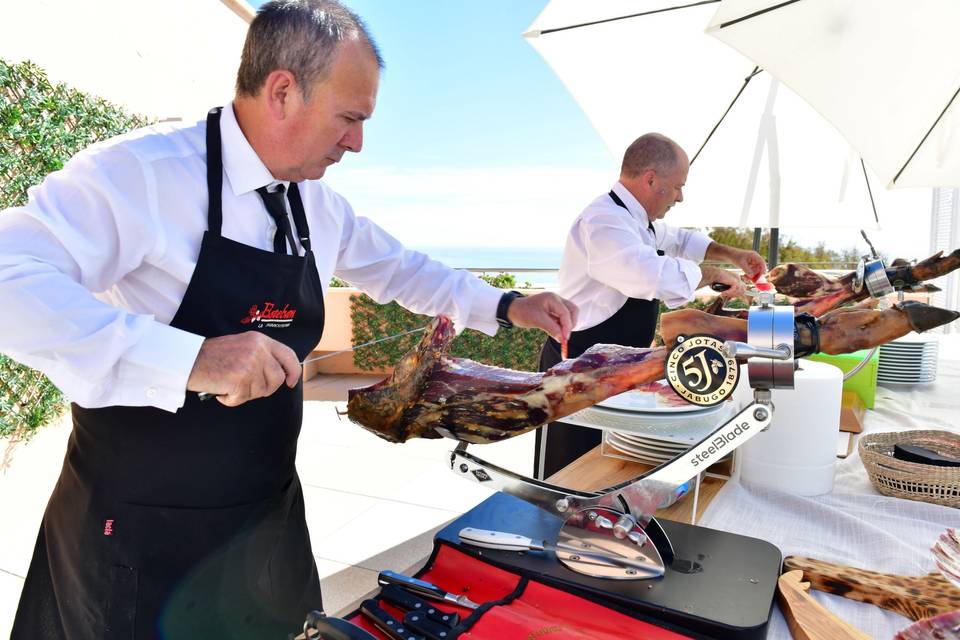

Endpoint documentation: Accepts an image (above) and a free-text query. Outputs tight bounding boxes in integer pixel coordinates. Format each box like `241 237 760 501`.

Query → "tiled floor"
0 375 535 635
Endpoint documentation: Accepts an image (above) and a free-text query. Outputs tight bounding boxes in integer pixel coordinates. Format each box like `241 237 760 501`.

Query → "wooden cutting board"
777 570 871 640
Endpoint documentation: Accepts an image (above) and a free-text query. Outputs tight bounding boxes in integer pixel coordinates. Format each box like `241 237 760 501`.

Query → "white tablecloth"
699 334 960 640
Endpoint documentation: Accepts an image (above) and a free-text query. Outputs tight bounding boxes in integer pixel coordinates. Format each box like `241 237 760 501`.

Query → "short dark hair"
621 133 681 178
236 0 384 101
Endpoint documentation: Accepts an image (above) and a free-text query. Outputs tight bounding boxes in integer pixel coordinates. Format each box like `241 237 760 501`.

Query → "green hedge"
349 294 546 371
0 58 148 440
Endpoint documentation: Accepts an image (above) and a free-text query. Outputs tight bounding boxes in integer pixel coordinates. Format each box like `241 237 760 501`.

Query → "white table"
699 333 960 639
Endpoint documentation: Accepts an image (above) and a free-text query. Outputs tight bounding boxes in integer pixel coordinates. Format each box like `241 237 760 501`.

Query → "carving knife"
377 571 480 610
379 585 461 628
198 326 426 401
359 599 425 640
459 527 662 576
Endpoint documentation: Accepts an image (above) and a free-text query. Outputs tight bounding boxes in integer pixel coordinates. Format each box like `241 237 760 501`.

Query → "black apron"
12 107 326 640
533 191 664 479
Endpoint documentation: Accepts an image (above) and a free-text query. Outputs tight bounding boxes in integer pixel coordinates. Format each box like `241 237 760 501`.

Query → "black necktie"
256 185 297 255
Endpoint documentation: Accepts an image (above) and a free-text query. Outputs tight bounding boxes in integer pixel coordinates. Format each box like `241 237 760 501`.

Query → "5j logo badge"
665 334 739 406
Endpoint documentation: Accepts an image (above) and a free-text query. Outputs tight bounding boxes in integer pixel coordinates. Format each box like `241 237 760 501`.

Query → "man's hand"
507 292 579 342
699 265 747 298
705 242 768 281
186 332 301 407
730 248 767 281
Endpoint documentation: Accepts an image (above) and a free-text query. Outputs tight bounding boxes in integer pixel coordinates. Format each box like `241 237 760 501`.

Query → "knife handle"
378 571 449 602
458 527 544 552
359 600 425 640
403 611 458 640
380 586 461 628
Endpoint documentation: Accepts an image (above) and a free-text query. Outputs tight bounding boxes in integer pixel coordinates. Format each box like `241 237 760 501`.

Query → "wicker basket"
859 430 960 507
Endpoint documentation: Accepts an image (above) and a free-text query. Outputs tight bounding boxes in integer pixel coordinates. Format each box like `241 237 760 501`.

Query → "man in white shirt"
0 2 576 638
534 133 765 479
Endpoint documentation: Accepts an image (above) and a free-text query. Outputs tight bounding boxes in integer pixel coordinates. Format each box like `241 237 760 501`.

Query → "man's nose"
676 189 683 203
340 122 364 153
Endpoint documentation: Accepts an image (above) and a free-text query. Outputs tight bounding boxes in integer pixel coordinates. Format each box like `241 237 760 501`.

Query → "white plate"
605 435 678 462
878 364 938 372
611 432 687 453
596 384 715 414
878 364 935 370
565 401 733 443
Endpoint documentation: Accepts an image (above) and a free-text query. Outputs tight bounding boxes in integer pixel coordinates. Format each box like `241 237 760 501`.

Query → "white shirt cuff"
468 284 507 337
662 261 704 309
683 232 713 263
115 321 205 411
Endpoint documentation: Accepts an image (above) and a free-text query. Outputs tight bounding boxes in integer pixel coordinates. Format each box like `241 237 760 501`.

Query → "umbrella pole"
752 227 762 253
769 228 780 267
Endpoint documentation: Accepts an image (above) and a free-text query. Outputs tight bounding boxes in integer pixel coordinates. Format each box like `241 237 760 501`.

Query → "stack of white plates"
604 430 696 465
877 332 939 386
571 384 735 466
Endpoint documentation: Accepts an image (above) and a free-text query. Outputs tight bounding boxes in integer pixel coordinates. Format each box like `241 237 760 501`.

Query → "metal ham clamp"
449 290 795 580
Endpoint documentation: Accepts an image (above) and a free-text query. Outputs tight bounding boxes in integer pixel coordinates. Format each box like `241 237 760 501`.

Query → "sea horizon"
411 245 562 288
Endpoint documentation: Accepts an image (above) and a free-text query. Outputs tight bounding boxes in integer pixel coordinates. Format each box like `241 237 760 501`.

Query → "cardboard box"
807 349 879 409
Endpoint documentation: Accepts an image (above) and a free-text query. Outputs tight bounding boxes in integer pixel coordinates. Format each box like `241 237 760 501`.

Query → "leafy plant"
478 272 517 289
0 58 148 444
350 291 545 372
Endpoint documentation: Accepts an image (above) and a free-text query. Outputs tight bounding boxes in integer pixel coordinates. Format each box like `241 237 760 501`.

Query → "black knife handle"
711 282 731 292
380 586 461 628
359 600 425 640
894 443 960 467
403 611 459 640
378 571 447 602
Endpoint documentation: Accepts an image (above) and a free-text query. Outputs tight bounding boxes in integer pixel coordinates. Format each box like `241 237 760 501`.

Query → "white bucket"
738 359 843 496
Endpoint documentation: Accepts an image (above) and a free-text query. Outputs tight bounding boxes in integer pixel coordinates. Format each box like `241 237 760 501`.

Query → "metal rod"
535 0 720 36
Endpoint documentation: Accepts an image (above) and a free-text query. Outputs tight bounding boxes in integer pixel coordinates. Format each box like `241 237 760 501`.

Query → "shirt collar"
611 181 654 228
219 102 289 196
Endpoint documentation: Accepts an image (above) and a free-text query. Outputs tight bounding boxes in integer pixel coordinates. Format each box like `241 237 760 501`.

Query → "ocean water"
411 245 563 288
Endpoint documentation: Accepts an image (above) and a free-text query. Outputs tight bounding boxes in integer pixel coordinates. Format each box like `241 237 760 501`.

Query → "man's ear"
642 168 657 188
262 69 301 120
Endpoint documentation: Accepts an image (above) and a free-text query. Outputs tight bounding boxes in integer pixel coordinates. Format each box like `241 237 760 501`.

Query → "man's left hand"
732 249 767 281
507 292 579 342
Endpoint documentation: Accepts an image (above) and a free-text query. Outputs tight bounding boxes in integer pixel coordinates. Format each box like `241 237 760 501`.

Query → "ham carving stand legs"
450 295 795 580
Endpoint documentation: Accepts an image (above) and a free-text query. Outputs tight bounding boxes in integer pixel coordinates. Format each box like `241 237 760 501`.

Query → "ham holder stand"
441 291 812 639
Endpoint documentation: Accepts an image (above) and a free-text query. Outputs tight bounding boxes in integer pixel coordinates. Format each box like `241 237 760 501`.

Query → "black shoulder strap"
205 107 224 236
608 190 663 255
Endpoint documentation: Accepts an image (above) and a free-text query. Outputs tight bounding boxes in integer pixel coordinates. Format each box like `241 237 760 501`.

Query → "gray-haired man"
2 2 575 637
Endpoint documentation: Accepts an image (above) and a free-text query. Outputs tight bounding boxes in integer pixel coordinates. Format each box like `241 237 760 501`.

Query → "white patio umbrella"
0 0 253 121
524 0 931 260
707 0 960 189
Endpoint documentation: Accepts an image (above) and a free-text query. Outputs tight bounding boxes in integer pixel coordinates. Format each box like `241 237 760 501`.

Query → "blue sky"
246 1 934 259
250 0 618 248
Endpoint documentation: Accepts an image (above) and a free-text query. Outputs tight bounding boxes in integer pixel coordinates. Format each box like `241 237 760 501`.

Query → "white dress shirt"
558 181 712 331
0 104 501 412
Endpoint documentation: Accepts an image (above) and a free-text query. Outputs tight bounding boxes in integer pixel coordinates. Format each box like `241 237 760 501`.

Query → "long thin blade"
301 326 427 366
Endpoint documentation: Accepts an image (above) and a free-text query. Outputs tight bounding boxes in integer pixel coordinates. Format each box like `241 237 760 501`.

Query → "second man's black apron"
533 191 664 479
12 107 326 640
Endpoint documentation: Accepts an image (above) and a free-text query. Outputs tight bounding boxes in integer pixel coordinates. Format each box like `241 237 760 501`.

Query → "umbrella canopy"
0 0 253 120
523 0 929 235
708 0 960 189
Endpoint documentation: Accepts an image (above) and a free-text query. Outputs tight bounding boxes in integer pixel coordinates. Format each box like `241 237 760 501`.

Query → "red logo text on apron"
240 302 298 329
103 519 114 536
